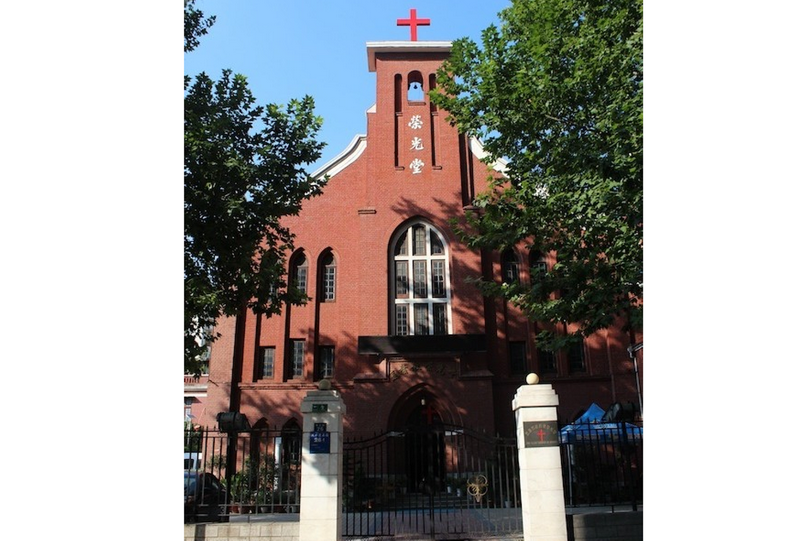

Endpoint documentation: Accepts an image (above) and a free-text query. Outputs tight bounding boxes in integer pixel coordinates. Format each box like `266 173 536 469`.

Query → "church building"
200 14 642 440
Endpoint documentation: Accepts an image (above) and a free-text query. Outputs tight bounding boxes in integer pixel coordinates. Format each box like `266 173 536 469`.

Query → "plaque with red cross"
522 421 559 448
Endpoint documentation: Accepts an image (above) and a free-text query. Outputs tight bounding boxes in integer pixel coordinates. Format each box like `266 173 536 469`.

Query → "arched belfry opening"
407 71 424 102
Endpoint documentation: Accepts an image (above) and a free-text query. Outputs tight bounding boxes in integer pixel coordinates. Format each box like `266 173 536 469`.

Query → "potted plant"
228 471 251 513
256 487 272 513
256 454 277 512
206 454 226 479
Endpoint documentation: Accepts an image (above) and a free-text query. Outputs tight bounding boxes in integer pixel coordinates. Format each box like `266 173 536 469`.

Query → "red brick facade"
200 42 642 437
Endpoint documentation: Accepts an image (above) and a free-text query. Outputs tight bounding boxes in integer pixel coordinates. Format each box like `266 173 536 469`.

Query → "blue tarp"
573 402 605 424
560 403 642 443
559 422 642 443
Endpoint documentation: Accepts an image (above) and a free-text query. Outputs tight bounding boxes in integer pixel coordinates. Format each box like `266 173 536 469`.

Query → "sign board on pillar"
310 422 330 454
522 421 559 448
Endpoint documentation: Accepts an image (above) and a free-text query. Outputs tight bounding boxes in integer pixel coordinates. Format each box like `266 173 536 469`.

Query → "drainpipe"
605 329 616 402
627 342 643 418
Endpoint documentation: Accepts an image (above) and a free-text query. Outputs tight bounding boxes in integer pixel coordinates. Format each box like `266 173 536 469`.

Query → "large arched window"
390 221 451 336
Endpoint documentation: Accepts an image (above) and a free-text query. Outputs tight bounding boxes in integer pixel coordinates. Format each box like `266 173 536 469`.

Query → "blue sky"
185 0 511 172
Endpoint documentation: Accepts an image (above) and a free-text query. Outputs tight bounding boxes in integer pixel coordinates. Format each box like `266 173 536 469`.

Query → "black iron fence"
560 421 643 510
184 420 642 525
343 423 523 539
184 426 302 523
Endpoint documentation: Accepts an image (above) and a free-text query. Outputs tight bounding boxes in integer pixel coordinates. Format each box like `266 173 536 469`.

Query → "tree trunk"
225 303 248 484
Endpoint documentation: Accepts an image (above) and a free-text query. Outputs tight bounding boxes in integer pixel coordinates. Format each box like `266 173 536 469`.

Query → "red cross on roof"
397 8 431 41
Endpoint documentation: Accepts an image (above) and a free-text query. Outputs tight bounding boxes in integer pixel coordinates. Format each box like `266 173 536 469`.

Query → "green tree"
184 0 215 53
184 0 326 375
432 0 642 350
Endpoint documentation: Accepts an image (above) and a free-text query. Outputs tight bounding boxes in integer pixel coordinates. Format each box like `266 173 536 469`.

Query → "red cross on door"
422 403 438 424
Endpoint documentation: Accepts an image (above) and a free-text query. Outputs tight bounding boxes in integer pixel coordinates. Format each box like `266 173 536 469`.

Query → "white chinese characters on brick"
409 158 425 174
407 115 426 174
408 115 424 130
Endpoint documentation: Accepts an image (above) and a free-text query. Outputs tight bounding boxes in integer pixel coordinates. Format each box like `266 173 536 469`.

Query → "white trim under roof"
469 137 509 174
312 134 368 180
311 135 506 181
366 41 453 72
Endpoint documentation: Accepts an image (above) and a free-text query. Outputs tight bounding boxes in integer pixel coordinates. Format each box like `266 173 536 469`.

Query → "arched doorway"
390 389 448 493
343 388 522 538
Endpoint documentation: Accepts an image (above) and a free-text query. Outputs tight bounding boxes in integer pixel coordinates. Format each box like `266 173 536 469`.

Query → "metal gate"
342 423 522 539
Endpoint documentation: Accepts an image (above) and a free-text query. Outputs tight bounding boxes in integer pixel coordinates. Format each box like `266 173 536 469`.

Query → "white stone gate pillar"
512 378 568 541
300 384 345 541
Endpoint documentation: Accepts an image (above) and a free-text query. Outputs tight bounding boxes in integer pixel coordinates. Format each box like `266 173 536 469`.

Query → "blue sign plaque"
310 423 330 454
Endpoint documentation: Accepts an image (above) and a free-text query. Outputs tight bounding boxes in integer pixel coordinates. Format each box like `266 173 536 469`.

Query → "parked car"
184 452 202 470
184 471 228 523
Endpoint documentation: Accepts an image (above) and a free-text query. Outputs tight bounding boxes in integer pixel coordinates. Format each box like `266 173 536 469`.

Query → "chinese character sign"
409 158 425 174
408 115 424 130
407 115 426 174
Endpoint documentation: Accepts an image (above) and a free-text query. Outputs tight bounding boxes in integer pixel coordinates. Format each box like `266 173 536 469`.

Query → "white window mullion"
391 222 453 336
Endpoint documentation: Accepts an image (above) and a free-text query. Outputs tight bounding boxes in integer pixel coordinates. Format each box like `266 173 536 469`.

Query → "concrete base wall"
183 512 641 541
567 512 643 541
183 520 300 541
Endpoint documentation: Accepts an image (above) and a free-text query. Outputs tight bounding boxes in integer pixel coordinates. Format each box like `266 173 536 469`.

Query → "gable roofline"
469 137 509 174
312 134 367 181
311 134 507 181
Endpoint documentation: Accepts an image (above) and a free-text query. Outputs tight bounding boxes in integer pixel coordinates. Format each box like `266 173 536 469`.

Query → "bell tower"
365 41 453 179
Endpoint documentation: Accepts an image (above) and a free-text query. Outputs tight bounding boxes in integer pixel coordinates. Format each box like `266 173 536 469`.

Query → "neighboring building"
200 37 642 438
184 327 212 425
184 373 208 425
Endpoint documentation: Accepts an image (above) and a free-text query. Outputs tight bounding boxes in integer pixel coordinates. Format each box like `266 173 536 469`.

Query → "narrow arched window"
502 248 520 284
529 250 548 282
290 252 308 294
390 221 451 336
319 250 336 302
568 339 587 373
529 249 549 299
280 420 302 489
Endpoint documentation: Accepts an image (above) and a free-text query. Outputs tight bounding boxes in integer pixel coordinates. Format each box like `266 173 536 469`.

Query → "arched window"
391 221 451 336
280 420 302 496
502 248 520 284
529 250 548 282
529 249 549 299
290 252 308 294
319 250 336 302
568 339 587 373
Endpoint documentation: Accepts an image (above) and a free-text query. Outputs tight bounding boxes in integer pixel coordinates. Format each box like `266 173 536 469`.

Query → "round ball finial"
526 373 540 385
318 379 332 390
